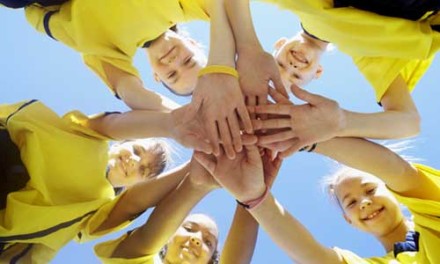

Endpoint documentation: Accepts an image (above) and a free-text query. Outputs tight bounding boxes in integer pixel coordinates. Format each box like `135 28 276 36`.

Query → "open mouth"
362 207 384 221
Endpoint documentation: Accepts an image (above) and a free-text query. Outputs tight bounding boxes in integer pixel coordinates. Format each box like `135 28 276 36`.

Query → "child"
0 99 213 262
196 134 440 263
225 0 439 149
95 149 282 263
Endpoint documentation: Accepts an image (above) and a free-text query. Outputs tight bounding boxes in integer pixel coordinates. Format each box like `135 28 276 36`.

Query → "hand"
250 86 346 158
237 47 288 108
194 145 265 202
171 104 212 154
261 149 283 189
190 74 253 159
188 156 220 190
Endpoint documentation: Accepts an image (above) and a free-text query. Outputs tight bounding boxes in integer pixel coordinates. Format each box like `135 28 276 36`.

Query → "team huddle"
1 0 439 263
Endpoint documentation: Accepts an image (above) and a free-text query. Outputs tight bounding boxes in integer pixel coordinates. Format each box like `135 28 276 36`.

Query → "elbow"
404 111 421 138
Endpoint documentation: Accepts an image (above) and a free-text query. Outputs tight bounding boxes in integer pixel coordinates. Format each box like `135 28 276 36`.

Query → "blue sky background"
1 2 439 263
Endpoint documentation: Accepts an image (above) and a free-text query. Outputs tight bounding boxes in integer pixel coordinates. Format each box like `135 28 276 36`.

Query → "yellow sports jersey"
0 101 120 262
25 0 209 91
95 233 161 264
334 164 440 263
259 0 440 101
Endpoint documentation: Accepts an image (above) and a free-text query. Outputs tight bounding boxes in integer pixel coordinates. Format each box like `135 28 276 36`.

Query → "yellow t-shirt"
259 0 440 101
0 101 120 259
334 164 440 263
25 0 210 91
95 233 161 264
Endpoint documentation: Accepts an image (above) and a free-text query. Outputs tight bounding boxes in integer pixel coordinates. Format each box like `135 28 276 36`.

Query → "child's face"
273 36 324 92
107 141 157 187
334 174 404 237
165 214 218 264
147 30 206 96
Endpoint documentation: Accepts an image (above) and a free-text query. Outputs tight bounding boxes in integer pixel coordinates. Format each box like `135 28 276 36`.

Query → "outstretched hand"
250 86 345 158
190 73 253 159
171 104 214 154
237 47 288 109
194 145 265 202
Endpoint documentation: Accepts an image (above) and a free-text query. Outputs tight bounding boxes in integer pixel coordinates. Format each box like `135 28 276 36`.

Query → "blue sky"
1 2 439 263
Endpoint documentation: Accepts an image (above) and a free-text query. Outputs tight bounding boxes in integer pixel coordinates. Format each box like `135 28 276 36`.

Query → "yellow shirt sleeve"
94 233 159 264
77 193 134 243
352 56 435 101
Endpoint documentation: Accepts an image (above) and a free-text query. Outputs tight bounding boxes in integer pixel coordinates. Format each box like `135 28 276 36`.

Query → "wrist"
236 185 269 210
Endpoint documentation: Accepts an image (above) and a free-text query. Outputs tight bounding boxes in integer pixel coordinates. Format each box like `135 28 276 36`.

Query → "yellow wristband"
198 65 239 79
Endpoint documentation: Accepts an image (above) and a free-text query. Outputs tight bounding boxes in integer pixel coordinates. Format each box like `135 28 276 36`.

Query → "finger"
186 136 213 155
270 70 289 98
190 93 203 113
237 104 254 134
205 120 220 156
241 133 258 145
194 151 217 175
279 143 301 159
258 130 295 144
290 84 323 104
269 88 291 104
227 115 243 153
257 95 268 121
252 118 291 130
218 119 236 159
244 144 261 164
247 96 257 107
254 104 292 115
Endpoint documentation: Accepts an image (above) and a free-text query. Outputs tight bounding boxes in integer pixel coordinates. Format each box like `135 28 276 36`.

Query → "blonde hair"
320 139 418 208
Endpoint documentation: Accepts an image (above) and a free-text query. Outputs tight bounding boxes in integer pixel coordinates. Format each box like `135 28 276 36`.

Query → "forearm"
207 0 236 66
117 83 180 111
220 205 258 264
87 110 174 140
224 0 262 51
112 175 214 258
95 162 190 232
315 137 418 193
339 109 420 139
339 74 420 139
250 194 341 264
102 61 179 111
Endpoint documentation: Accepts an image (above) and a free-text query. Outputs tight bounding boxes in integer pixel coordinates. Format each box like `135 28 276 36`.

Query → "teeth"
366 210 380 220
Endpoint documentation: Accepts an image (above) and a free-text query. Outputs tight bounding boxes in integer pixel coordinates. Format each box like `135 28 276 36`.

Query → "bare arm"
111 160 217 258
341 75 420 139
195 146 342 264
189 0 252 159
220 205 259 264
94 162 190 233
102 62 179 111
249 194 343 264
86 105 213 154
316 137 440 201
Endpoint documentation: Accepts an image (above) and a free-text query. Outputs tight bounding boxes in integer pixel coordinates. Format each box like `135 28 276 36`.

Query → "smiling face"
107 140 168 188
334 173 404 237
273 33 325 91
147 30 207 96
164 214 218 264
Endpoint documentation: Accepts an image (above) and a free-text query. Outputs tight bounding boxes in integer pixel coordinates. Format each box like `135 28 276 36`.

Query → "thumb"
194 151 217 176
244 145 262 165
290 84 322 104
185 136 213 155
271 71 289 98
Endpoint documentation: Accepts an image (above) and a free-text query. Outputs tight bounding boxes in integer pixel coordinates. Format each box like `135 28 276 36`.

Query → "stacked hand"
250 86 346 158
190 73 253 159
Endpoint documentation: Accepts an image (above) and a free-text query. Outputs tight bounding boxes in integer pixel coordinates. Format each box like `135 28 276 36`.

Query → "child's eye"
184 56 192 65
366 187 376 195
346 200 356 208
205 240 212 247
